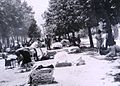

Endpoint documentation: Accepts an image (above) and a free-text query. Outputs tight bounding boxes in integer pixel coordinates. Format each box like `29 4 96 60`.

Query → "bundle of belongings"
2 52 17 69
51 42 63 49
28 64 54 85
67 46 81 54
61 39 70 47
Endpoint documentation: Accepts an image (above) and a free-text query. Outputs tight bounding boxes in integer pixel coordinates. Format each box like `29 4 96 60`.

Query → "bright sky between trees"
24 0 49 27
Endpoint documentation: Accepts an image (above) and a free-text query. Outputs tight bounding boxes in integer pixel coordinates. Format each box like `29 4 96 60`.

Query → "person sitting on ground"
100 41 120 57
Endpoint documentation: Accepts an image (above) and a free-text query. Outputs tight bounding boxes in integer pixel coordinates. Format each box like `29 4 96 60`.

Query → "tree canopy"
0 0 34 38
43 0 120 47
28 19 41 39
43 0 98 36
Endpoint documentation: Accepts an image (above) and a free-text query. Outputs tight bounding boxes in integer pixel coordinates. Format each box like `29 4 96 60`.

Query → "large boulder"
28 64 54 85
54 51 73 67
76 57 85 66
54 51 85 67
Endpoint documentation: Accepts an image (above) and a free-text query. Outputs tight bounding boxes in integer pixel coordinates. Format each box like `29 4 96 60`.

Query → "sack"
29 65 54 85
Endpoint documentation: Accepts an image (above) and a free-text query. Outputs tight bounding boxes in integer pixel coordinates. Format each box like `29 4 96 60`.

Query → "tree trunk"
6 37 10 48
12 36 15 47
105 18 115 47
88 27 94 47
103 8 115 47
1 36 6 51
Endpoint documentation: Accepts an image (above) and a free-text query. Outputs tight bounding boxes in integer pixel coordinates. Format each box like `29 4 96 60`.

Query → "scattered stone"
55 61 72 67
76 57 85 66
28 64 54 85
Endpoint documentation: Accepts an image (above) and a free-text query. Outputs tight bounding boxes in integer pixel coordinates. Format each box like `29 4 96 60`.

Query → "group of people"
2 39 45 70
45 34 81 50
95 29 120 58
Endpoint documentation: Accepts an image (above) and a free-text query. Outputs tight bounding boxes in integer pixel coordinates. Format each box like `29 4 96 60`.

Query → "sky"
24 0 49 27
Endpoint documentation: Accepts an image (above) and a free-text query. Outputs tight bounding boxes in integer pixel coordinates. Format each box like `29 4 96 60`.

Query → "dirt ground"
0 49 120 86
0 38 120 86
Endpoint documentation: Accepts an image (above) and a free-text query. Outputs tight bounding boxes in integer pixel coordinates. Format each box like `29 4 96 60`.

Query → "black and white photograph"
0 0 120 86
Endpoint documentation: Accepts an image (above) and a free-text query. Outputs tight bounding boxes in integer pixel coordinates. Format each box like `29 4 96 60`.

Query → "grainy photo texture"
0 0 120 86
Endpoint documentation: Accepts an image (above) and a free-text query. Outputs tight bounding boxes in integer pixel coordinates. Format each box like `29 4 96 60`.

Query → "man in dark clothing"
76 34 81 48
15 48 32 71
58 36 62 42
20 50 31 65
70 36 77 46
45 35 51 50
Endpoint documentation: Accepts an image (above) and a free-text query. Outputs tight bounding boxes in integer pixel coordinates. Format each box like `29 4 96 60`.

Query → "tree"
43 0 96 47
93 0 120 46
73 0 120 47
43 0 120 47
81 0 120 47
77 0 98 47
0 0 34 47
43 0 84 36
28 19 41 40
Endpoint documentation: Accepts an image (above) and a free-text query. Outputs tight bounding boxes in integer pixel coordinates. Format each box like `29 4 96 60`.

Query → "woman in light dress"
95 30 103 52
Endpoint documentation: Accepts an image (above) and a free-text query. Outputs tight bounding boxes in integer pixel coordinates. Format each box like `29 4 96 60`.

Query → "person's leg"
47 44 49 50
24 64 27 71
48 44 51 50
33 48 39 61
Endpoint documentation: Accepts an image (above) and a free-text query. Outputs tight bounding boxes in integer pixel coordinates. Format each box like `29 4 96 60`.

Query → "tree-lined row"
43 0 120 47
0 0 40 48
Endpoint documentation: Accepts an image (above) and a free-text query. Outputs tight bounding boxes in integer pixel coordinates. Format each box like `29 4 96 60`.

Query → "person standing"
58 36 62 42
70 33 77 46
76 34 81 48
45 35 51 50
95 30 103 52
